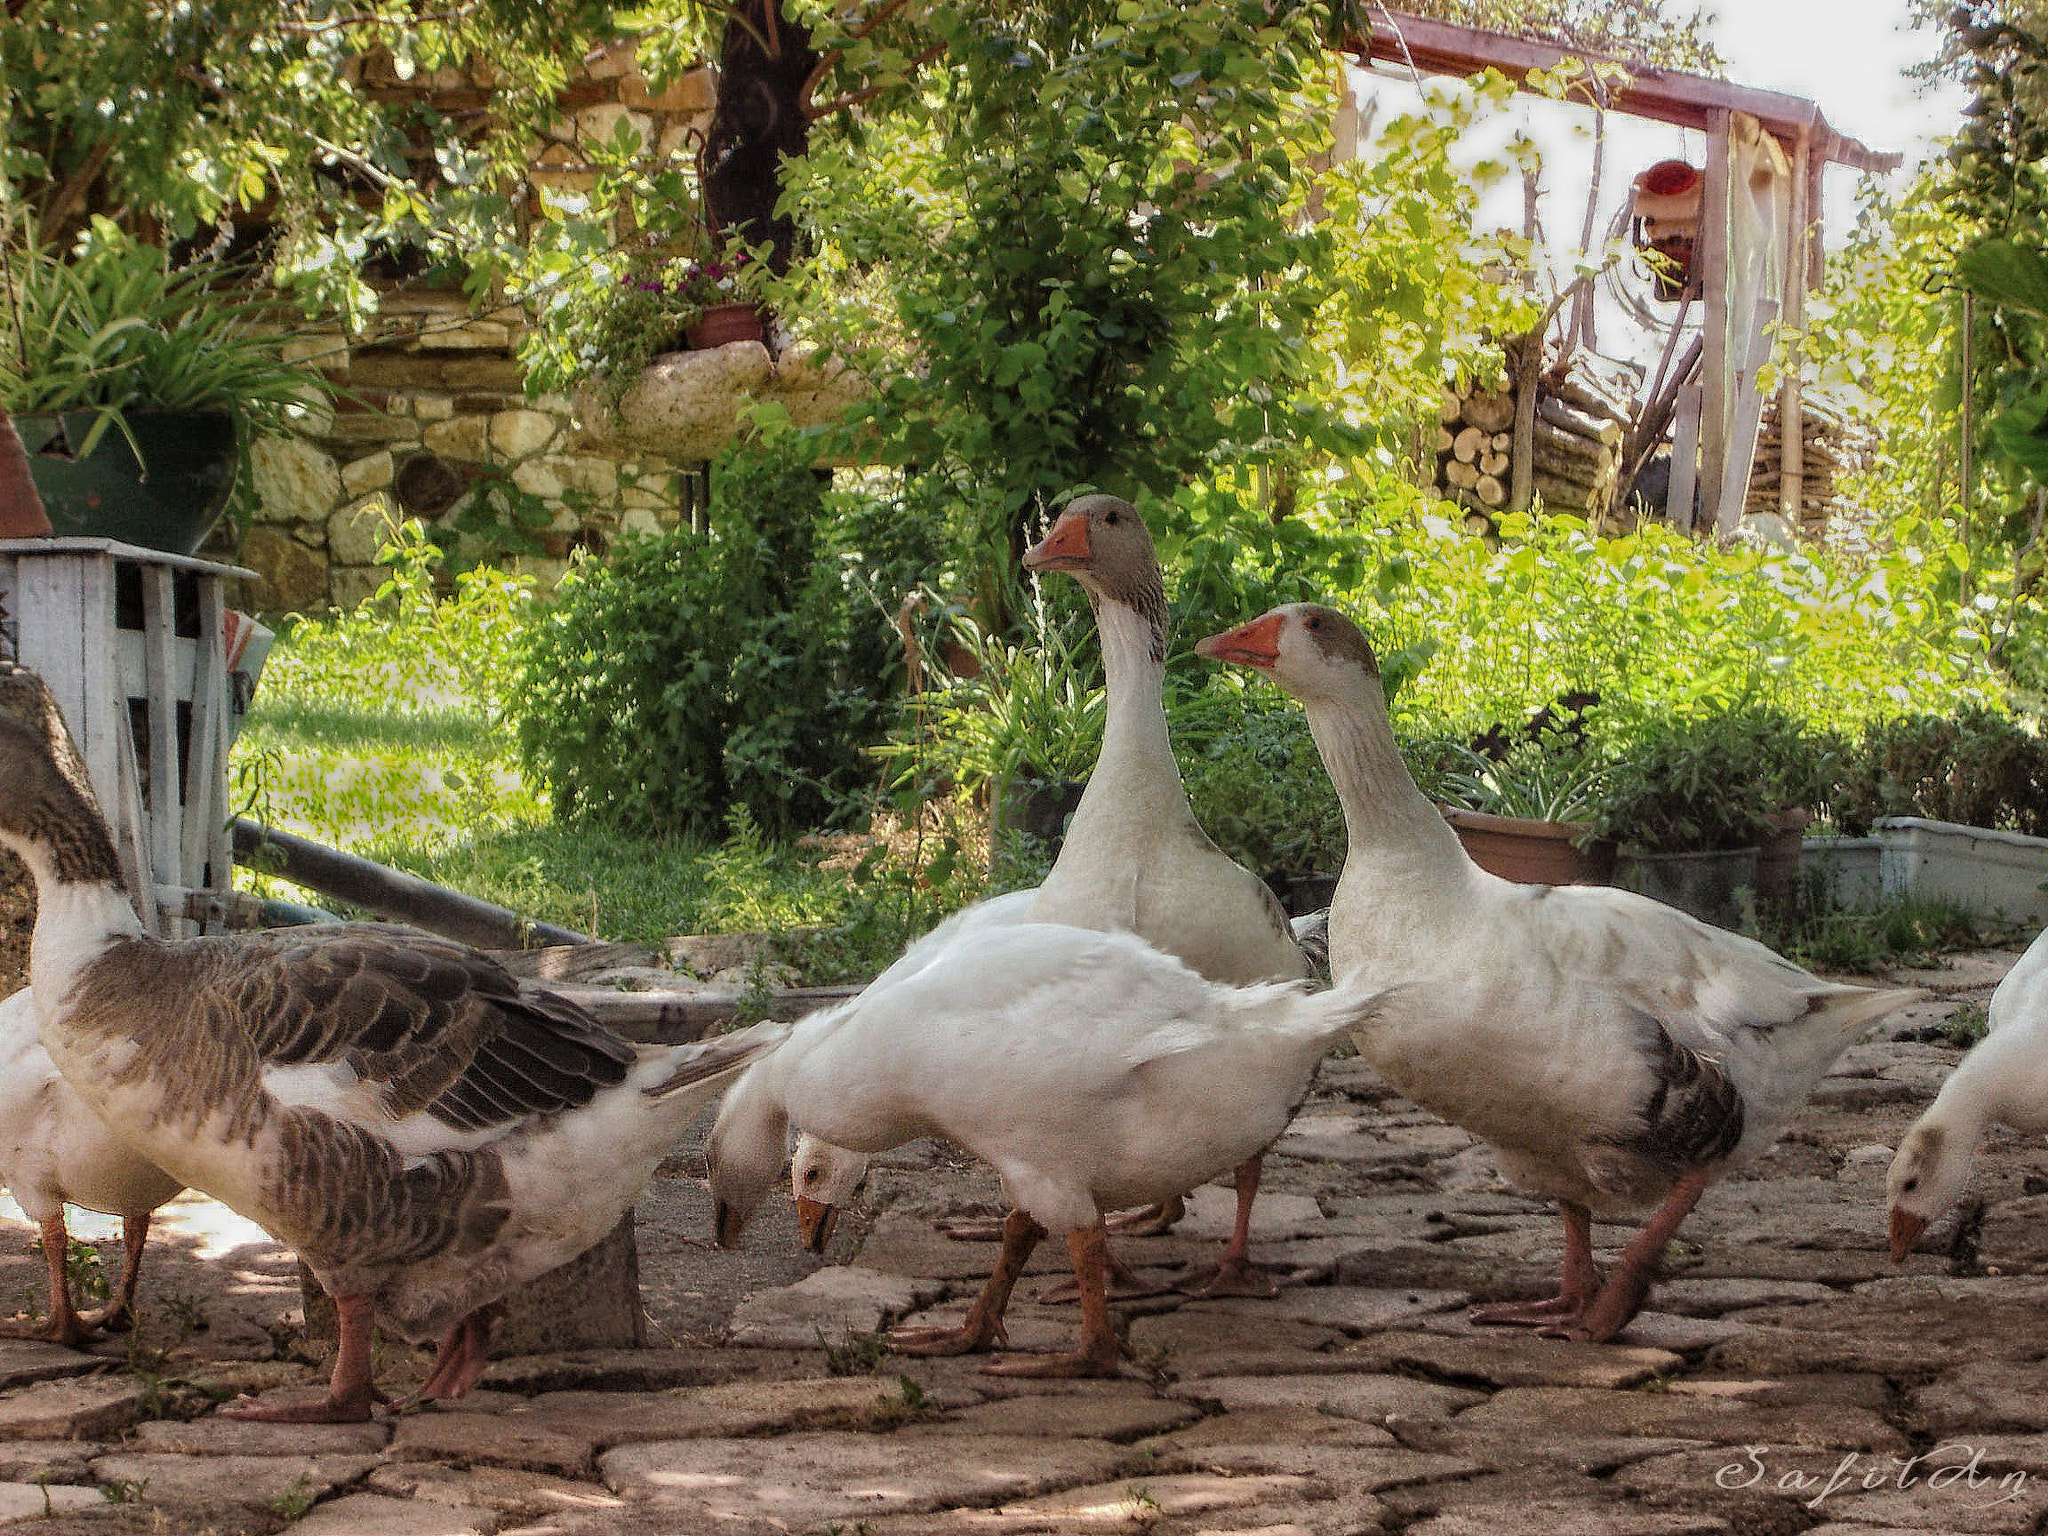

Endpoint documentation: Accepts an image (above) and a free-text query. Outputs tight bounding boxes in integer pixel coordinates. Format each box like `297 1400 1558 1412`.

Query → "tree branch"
806 41 946 121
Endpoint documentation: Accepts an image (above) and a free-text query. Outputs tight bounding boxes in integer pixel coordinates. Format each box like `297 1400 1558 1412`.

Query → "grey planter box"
1801 834 1887 911
1877 816 2048 925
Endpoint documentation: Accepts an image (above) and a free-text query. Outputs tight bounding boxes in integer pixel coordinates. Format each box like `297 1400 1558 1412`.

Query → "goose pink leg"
984 1222 1123 1378
223 1293 380 1423
1177 1158 1281 1299
0 1215 92 1348
891 1209 1042 1357
1543 1169 1711 1344
77 1213 151 1334
1471 1200 1599 1328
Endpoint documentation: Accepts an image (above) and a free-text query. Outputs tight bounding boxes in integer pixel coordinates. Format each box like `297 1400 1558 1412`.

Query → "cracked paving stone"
369 1460 629 1517
1624 1448 2047 1532
1167 1372 1483 1428
1125 1307 1347 1378
1175 1187 1328 1243
392 1408 600 1478
136 1416 391 1455
1138 1406 1401 1454
0 1439 97 1483
727 1265 945 1348
1251 1285 1470 1335
1337 1326 1682 1389
891 1471 1329 1531
477 1347 816 1395
913 1392 1198 1442
0 1376 145 1440
1706 1277 2048 1376
89 1450 378 1512
1653 1279 1840 1316
0 1341 110 1391
1911 1361 2048 1434
290 1490 502 1535
1405 1500 1731 1536
1453 1386 1908 1452
597 1430 1128 1523
516 1375 957 1454
0 1481 105 1518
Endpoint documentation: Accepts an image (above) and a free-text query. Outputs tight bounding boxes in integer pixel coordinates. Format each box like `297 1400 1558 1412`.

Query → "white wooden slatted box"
0 538 255 937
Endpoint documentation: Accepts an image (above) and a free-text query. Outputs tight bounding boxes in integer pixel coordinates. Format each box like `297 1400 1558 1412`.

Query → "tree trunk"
699 0 821 275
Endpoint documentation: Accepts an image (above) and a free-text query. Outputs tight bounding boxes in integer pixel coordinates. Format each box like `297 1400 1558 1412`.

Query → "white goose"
1198 604 1921 1341
0 667 777 1420
706 918 1390 1375
780 495 1313 1298
1889 925 2048 1260
0 987 182 1346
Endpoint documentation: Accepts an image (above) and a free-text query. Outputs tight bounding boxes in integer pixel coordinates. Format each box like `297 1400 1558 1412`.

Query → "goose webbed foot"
1104 1194 1184 1238
986 1221 1122 1378
0 1314 99 1349
1038 1244 1165 1303
224 1292 381 1423
1471 1199 1598 1330
1536 1173 1709 1346
886 1319 1007 1357
1175 1256 1282 1300
401 1304 501 1409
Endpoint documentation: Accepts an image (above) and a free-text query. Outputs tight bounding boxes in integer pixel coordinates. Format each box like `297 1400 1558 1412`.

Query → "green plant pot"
1616 846 1760 930
15 411 239 555
995 776 1086 855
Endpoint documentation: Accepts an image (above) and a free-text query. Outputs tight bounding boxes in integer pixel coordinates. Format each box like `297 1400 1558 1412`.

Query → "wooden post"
1669 382 1704 532
1780 131 1812 523
1695 109 1733 532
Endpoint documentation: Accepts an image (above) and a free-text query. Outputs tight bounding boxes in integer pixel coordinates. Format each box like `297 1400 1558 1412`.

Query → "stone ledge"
574 344 871 464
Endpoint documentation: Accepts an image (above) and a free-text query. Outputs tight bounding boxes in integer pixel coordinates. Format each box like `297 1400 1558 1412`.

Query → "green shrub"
1832 707 2048 836
1590 703 1832 854
516 444 911 838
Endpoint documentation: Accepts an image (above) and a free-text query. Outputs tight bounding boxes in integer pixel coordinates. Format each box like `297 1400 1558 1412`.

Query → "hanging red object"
1631 160 1703 302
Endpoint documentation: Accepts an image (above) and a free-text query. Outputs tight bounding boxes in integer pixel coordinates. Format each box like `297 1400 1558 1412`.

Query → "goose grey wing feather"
1597 1009 1745 1174
208 924 636 1130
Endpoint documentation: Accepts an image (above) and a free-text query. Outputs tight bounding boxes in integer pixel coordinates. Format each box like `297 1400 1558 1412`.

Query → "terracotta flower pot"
1443 808 1615 886
685 301 767 350
0 413 53 539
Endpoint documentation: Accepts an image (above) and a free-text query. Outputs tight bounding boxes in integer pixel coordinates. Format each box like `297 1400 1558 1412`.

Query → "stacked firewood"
1435 362 1632 527
1745 395 1854 537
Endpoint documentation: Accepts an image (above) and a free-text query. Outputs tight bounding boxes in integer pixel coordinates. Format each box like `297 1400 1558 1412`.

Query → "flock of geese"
0 492 2043 1421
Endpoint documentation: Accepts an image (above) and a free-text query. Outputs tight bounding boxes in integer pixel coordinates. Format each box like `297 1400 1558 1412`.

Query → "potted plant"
1591 704 1820 928
1437 732 1616 886
876 597 1106 854
548 242 767 421
1828 708 2048 924
0 216 329 555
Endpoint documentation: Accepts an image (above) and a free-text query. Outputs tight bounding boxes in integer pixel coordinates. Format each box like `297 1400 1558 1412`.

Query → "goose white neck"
1299 679 1465 866
1932 1025 2048 1140
1085 596 1181 801
26 875 145 1010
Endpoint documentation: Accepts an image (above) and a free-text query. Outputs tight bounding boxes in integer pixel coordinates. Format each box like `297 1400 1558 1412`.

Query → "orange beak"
796 1196 840 1255
1023 511 1091 573
1196 612 1286 669
1889 1207 1927 1263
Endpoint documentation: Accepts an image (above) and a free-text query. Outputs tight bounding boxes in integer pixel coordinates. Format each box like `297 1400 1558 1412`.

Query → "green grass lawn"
229 553 1005 978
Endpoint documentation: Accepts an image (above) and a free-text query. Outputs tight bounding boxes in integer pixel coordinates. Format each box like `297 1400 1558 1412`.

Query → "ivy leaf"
1959 238 2048 318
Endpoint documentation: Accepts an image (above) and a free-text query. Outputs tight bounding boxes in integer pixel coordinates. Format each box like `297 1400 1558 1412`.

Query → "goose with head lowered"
706 917 1392 1375
781 494 1315 1299
0 986 183 1346
1197 603 1922 1342
1889 924 2048 1262
0 666 779 1420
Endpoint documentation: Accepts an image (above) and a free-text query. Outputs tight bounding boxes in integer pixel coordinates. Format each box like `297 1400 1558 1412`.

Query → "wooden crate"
0 538 255 937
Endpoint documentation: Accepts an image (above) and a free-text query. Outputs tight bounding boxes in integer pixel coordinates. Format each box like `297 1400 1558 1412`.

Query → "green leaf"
1959 239 2048 318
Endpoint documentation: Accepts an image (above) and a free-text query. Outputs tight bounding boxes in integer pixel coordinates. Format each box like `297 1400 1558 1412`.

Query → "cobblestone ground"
0 950 2040 1535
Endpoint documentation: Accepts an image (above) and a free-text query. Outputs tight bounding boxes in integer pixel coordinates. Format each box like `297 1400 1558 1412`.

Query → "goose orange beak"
1889 1207 1927 1263
1197 613 1286 669
1023 511 1090 572
796 1196 840 1254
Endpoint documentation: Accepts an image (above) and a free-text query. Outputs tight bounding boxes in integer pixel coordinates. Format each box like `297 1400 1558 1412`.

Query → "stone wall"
233 41 718 615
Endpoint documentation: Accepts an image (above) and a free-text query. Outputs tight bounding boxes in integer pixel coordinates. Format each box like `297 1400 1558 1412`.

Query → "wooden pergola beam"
1356 8 1902 174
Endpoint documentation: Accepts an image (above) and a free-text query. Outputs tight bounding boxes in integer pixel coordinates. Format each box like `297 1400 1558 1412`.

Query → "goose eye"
802 1168 820 1185
1104 510 1121 526
1902 1177 1920 1192
1305 615 1322 631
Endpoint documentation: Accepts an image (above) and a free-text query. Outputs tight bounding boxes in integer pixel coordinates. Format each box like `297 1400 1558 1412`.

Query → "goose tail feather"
643 1019 792 1099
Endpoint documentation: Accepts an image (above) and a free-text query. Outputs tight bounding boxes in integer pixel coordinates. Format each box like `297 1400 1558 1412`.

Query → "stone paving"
0 949 2041 1534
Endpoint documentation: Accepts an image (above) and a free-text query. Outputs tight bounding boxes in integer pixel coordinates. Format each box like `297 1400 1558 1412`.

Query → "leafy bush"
1179 696 1346 879
1832 708 2048 836
516 443 909 838
1590 703 1831 854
